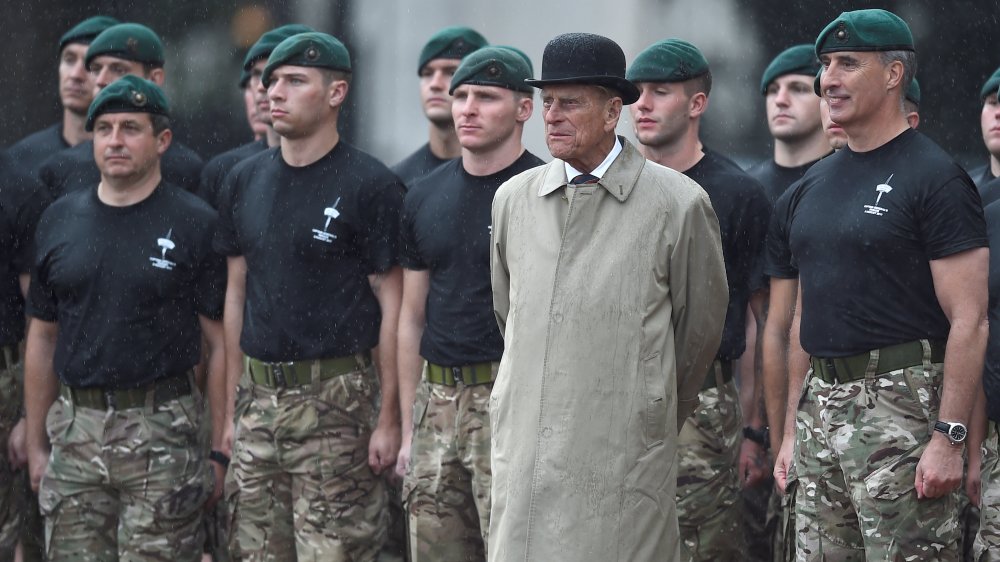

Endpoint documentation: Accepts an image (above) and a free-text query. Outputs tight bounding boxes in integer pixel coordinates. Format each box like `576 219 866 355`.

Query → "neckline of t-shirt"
844 128 916 159
90 181 165 214
278 140 345 171
460 150 536 182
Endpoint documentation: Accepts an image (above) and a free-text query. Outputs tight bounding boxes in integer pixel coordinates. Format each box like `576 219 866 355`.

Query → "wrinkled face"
819 97 848 150
981 93 1000 158
451 84 530 152
243 84 268 137
765 74 822 142
267 65 336 139
93 112 169 181
419 58 460 126
818 50 889 130
629 81 692 149
89 55 149 92
541 84 618 166
250 59 271 126
58 43 95 115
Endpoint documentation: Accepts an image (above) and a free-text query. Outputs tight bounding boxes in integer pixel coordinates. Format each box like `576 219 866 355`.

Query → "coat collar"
537 136 646 203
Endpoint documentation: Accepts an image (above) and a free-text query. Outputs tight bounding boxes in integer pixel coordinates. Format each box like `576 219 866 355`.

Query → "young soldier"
8 16 119 178
197 24 312 210
393 26 488 186
972 68 1000 192
768 10 987 559
627 39 771 562
23 75 227 561
396 46 542 562
38 23 204 198
216 32 404 560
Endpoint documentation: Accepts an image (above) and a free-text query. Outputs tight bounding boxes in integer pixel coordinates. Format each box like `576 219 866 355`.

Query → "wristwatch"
933 421 967 446
743 426 770 450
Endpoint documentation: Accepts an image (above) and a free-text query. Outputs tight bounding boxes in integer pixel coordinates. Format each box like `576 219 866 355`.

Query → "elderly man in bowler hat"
488 32 728 561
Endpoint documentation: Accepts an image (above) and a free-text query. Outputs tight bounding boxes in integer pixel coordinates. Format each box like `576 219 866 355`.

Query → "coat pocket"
642 352 666 448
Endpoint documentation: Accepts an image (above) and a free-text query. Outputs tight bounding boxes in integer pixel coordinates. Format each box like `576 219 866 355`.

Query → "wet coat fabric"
488 138 728 562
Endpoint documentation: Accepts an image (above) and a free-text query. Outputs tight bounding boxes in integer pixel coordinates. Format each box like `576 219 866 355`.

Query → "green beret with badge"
626 38 709 84
905 78 920 106
85 74 169 131
59 16 120 54
86 23 165 68
760 44 820 95
494 45 534 76
262 32 351 87
981 67 1000 100
815 9 914 56
418 26 488 75
449 46 533 94
240 24 314 87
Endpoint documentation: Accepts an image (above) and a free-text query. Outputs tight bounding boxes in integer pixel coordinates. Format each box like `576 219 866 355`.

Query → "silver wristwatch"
933 421 968 446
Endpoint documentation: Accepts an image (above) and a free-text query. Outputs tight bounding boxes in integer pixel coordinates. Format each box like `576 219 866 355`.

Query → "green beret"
449 46 533 94
494 45 534 76
625 39 709 84
760 44 820 95
905 78 920 106
243 24 314 71
418 26 488 75
262 32 351 88
815 9 914 56
981 67 1000 100
58 16 119 54
85 75 169 131
86 23 164 68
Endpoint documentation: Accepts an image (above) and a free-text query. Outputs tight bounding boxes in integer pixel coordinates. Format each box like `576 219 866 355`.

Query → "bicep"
929 246 989 321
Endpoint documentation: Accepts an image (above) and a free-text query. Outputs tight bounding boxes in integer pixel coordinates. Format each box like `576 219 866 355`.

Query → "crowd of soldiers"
0 6 999 562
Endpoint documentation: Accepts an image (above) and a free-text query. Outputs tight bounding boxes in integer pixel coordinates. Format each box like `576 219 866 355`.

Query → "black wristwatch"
743 426 770 450
209 449 231 469
933 421 968 446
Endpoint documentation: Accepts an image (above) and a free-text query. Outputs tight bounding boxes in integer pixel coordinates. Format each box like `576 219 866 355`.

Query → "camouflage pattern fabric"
38 391 212 561
402 370 492 562
226 367 386 561
974 423 1000 561
198 381 230 562
676 362 744 562
0 362 22 562
742 473 794 562
793 342 960 561
776 479 798 562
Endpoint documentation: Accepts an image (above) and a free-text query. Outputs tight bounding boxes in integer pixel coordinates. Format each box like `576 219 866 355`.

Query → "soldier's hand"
966 449 982 508
395 433 413 479
915 434 964 499
205 459 226 510
27 446 49 493
7 418 27 468
368 422 401 475
773 438 794 495
738 439 769 488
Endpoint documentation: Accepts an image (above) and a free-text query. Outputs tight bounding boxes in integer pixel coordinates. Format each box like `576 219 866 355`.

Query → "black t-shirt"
39 139 204 199
984 200 1000 423
400 151 544 366
28 184 225 388
765 129 987 357
214 142 405 362
0 152 51 345
747 156 829 208
980 176 1000 208
196 139 268 209
683 148 772 361
392 143 453 187
7 123 69 179
968 163 996 189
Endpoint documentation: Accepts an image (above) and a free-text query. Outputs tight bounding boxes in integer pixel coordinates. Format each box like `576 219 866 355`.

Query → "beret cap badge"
487 62 501 77
126 37 139 54
835 22 848 42
305 45 319 61
131 90 147 107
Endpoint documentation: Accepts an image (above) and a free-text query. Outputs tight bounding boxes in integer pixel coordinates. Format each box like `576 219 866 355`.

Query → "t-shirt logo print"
150 229 176 270
312 197 342 243
863 174 894 217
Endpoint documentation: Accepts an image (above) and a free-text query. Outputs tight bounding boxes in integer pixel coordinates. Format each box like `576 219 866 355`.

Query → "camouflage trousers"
402 372 492 562
676 363 744 562
742 473 796 562
974 422 1000 561
793 343 960 561
0 357 22 562
226 367 386 562
38 389 212 561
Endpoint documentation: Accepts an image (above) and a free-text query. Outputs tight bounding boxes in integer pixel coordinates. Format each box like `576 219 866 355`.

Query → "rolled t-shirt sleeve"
764 185 798 279
362 179 406 274
919 174 989 260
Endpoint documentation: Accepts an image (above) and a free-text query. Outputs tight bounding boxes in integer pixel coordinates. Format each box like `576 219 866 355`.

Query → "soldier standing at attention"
626 38 772 562
396 46 542 562
215 32 404 561
392 26 488 186
8 16 119 178
23 76 227 560
768 10 988 560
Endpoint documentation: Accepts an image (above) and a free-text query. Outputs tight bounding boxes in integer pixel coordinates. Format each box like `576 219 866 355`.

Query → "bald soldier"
38 22 204 199
768 10 987 559
489 32 727 561
8 16 119 177
393 26 488 186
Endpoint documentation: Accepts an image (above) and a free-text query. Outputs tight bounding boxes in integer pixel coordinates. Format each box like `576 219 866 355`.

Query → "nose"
268 80 284 102
430 70 448 92
93 67 112 90
634 89 652 111
70 59 88 81
774 86 791 106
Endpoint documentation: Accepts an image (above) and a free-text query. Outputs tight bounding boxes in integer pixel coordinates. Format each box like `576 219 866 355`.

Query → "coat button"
553 313 563 323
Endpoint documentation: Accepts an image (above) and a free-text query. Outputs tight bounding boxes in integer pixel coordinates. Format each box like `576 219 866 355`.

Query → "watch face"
950 424 967 443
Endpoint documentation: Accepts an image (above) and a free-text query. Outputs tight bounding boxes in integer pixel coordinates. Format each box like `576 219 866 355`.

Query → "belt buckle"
104 389 117 410
271 363 288 387
451 366 463 385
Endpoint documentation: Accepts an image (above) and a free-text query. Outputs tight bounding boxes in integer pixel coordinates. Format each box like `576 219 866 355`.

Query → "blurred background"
1 0 997 169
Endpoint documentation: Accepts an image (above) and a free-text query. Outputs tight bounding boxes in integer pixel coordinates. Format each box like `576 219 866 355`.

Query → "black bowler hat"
525 33 640 104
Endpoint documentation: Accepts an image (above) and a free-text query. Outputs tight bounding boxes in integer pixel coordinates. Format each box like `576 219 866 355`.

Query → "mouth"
772 113 793 121
271 108 288 119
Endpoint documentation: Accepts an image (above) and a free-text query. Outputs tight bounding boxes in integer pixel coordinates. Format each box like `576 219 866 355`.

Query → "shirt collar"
563 137 623 182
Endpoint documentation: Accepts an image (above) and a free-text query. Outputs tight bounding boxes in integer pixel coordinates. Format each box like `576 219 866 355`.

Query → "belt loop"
144 383 156 412
713 360 724 389
311 359 322 393
864 348 880 400
452 366 463 386
919 339 933 371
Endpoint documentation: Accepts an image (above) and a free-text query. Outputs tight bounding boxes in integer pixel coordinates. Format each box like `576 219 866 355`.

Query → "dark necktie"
570 173 600 185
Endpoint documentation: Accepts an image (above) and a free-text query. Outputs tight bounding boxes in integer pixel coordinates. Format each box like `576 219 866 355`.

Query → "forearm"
371 267 402 428
204 331 227 452
937 318 988 425
397 320 424 440
743 292 767 429
761 326 788 450
222 294 244 425
24 324 58 455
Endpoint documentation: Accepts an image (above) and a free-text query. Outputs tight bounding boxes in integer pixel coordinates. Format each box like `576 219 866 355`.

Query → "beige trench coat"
488 139 728 561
